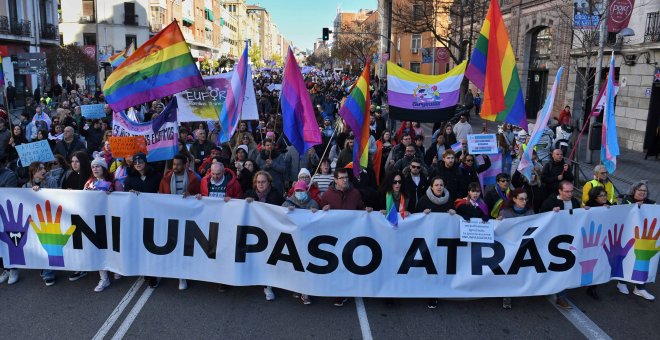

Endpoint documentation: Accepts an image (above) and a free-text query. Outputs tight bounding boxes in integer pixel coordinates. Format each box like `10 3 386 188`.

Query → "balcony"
645 11 660 43
79 15 95 23
150 23 165 33
41 23 58 40
11 19 31 36
124 15 138 26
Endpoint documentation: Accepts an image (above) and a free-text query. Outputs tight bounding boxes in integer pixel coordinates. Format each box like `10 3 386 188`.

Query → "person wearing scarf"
485 173 511 218
454 182 490 221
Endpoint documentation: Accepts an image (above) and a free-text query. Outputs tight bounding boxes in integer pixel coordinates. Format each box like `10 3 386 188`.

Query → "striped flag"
450 141 463 153
103 21 204 113
280 47 322 154
465 0 527 129
600 52 619 173
518 66 563 182
337 62 371 176
217 42 249 144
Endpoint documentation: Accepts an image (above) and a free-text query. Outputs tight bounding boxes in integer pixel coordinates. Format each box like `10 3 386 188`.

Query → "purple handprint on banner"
602 224 634 279
579 221 604 286
0 200 31 265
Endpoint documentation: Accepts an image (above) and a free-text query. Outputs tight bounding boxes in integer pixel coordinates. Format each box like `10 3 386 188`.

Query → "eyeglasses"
393 180 402 184
410 165 420 169
498 179 509 182
134 159 145 164
516 197 528 201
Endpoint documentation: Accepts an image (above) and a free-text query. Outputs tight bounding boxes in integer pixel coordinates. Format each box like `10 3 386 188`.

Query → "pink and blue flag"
518 66 563 182
478 153 502 191
600 52 619 173
450 142 463 153
218 43 249 144
281 47 322 154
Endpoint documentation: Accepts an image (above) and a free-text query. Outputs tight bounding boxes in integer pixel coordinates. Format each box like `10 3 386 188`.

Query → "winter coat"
243 187 285 206
320 182 365 210
53 137 87 162
255 149 288 194
199 168 243 198
123 166 162 193
159 168 200 195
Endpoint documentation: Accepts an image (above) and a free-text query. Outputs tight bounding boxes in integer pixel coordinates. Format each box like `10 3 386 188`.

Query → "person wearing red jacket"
558 106 571 126
197 146 222 176
197 161 243 200
159 153 200 290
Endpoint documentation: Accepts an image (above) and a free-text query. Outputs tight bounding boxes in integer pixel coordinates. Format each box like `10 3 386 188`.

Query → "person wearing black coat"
416 176 455 214
540 181 581 213
431 150 464 200
458 154 491 198
541 149 574 198
243 170 285 206
402 158 429 211
454 182 490 221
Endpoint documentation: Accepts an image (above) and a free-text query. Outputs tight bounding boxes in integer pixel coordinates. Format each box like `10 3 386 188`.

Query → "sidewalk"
468 113 660 202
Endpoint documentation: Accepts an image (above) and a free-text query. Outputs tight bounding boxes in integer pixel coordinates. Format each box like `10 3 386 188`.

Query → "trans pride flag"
338 62 371 177
600 52 619 173
218 43 249 143
465 0 527 129
478 153 502 191
103 21 204 112
518 67 563 182
281 47 322 154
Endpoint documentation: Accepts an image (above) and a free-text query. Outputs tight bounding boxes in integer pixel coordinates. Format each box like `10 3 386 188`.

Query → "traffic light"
322 27 331 41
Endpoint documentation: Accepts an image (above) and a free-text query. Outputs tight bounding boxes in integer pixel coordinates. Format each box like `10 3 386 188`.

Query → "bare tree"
45 44 97 84
392 0 488 64
545 0 607 120
307 45 330 67
332 20 380 67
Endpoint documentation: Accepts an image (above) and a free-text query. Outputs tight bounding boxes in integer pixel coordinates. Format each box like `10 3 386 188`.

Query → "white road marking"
355 297 374 340
546 296 612 340
92 277 144 340
111 285 156 340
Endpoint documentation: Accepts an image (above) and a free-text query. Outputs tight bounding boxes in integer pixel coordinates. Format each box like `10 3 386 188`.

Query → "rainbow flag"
103 21 204 113
218 42 249 144
465 0 527 129
108 44 135 68
338 62 370 177
281 47 322 154
385 192 405 227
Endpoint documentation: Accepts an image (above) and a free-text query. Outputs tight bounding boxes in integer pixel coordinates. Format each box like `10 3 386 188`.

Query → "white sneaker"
0 270 8 283
178 279 188 291
616 282 630 295
264 286 275 301
633 288 655 301
8 269 19 285
94 279 110 292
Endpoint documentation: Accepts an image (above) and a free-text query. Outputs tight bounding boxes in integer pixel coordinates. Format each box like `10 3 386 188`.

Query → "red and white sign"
435 47 449 63
607 0 635 32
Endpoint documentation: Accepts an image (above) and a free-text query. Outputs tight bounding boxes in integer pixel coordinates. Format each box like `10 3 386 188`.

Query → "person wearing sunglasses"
458 154 491 198
485 173 511 218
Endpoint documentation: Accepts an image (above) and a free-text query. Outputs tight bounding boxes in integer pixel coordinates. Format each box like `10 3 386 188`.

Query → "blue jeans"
40 270 54 280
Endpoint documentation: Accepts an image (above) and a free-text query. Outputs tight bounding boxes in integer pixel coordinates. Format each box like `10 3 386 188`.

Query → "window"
413 4 424 21
124 3 137 25
126 35 137 50
83 33 96 46
82 0 94 18
410 62 421 73
411 34 422 50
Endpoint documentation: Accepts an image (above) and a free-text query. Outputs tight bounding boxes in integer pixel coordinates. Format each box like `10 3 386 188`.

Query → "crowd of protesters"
0 73 656 309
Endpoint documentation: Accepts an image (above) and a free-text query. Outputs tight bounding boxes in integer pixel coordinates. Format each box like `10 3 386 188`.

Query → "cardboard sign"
460 218 495 243
15 140 55 166
467 134 498 154
108 136 148 159
80 104 106 119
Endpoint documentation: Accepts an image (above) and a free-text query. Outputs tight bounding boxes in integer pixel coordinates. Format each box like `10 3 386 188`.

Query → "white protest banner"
80 104 106 119
1 189 658 298
467 134 498 154
267 84 282 92
176 71 259 122
15 140 55 165
111 97 178 162
460 219 494 243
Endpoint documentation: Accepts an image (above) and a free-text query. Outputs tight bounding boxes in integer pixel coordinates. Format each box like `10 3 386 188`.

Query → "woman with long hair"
7 125 27 162
62 151 91 190
442 123 457 149
84 159 116 292
376 171 411 219
454 182 490 221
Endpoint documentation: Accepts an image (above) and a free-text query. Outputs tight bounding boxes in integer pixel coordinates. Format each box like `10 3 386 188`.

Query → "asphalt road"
1 269 658 339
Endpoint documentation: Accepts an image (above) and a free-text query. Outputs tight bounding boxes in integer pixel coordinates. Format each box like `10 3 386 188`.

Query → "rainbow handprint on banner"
0 200 31 265
578 221 604 286
632 218 660 282
29 200 76 267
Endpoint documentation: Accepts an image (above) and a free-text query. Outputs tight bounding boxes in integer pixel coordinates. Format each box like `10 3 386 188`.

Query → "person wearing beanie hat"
287 168 322 205
282 179 319 305
84 156 116 292
298 168 311 181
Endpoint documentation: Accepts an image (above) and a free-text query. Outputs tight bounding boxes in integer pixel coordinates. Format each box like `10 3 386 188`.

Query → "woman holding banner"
497 188 535 309
83 159 117 292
